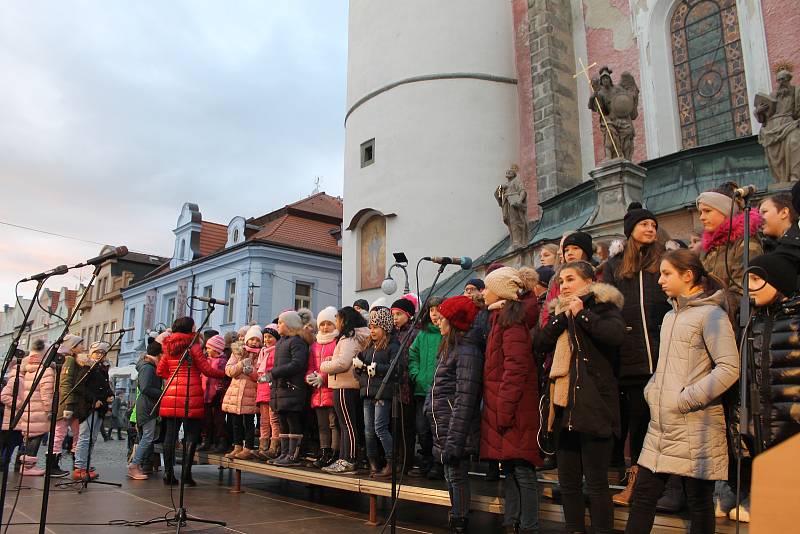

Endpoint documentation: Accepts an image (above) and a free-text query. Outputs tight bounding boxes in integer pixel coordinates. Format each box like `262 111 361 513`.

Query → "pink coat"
222 344 258 415
202 353 229 404
1 360 22 431
256 346 275 404
1 353 54 436
307 339 337 409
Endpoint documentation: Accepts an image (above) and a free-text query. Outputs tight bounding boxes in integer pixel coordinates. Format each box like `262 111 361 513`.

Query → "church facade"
342 0 799 303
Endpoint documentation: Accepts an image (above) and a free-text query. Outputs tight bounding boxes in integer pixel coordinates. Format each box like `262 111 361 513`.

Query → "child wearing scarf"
222 325 260 460
256 324 281 460
306 306 339 468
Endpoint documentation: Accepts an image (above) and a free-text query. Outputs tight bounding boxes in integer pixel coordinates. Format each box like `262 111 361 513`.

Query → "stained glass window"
671 0 751 148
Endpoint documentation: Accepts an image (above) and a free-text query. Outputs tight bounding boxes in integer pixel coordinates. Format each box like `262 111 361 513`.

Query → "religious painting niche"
671 0 750 148
359 215 386 290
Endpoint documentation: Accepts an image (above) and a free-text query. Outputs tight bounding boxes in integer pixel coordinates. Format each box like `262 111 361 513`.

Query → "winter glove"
306 372 324 388
352 357 364 370
258 372 273 385
367 362 377 377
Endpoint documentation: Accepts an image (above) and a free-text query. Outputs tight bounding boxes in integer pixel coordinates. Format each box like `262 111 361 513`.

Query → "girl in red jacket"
306 306 339 468
481 267 542 534
157 316 226 486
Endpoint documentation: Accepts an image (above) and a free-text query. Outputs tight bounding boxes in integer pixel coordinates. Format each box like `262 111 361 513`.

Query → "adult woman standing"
604 203 671 505
626 250 739 533
534 261 625 534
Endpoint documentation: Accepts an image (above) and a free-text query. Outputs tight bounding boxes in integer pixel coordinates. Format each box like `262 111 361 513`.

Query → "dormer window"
226 216 247 248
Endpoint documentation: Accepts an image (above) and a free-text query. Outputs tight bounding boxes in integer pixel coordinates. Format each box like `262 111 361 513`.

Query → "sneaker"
322 459 357 475
72 468 99 481
714 481 736 518
127 464 149 480
729 497 750 523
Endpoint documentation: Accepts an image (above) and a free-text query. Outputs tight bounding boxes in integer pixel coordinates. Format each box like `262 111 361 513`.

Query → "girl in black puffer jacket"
425 296 483 534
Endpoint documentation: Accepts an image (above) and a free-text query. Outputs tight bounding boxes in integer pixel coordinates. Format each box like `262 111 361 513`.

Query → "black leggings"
278 411 303 436
334 388 363 462
619 382 650 464
625 466 715 534
557 429 614 534
231 413 255 447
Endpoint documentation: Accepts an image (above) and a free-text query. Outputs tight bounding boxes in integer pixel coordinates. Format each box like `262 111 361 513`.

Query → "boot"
613 465 639 506
127 464 149 480
20 455 45 476
729 496 750 522
368 457 381 477
256 437 270 461
448 514 468 533
656 474 686 513
266 438 280 459
72 468 99 481
374 458 394 479
233 447 256 460
50 454 69 478
182 442 197 487
224 444 242 459
408 458 432 478
313 448 334 469
273 434 302 466
426 462 444 480
163 440 178 485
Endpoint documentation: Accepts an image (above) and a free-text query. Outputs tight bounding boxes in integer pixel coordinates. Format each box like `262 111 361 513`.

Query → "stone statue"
755 69 800 183
494 164 528 250
588 66 639 161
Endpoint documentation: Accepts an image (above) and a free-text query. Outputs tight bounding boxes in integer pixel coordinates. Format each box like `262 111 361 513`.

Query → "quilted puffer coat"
427 323 484 465
0 353 53 436
638 290 739 480
157 333 226 419
319 328 369 390
307 339 337 408
222 343 259 415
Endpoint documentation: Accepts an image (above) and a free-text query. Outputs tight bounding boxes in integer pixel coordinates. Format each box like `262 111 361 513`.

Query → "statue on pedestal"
588 66 639 161
755 69 800 183
495 164 528 250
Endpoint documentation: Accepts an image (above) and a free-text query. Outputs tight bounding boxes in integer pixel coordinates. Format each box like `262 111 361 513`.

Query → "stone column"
528 0 582 201
585 159 647 235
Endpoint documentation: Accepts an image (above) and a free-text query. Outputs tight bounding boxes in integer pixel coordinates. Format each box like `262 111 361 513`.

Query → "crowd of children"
1 182 798 534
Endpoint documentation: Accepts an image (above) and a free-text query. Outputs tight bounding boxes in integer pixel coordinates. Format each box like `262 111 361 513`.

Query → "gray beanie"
279 311 304 331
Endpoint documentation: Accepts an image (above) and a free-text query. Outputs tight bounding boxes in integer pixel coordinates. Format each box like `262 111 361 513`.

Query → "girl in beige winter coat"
626 249 740 534
223 325 260 460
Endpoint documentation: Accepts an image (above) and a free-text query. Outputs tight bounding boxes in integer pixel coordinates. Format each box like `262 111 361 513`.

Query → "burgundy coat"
480 309 542 467
157 333 226 419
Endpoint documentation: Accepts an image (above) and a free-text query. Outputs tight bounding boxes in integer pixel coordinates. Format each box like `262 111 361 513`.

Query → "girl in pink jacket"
306 307 339 469
256 324 281 460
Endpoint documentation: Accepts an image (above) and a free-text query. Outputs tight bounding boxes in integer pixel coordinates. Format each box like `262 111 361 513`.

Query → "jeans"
364 399 392 458
557 429 614 534
414 396 433 464
130 418 156 467
334 389 363 462
74 412 102 470
625 466 715 534
444 460 471 520
503 461 540 530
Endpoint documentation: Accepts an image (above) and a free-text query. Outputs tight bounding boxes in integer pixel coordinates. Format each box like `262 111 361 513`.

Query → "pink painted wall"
582 0 648 164
761 0 800 86
512 0 539 219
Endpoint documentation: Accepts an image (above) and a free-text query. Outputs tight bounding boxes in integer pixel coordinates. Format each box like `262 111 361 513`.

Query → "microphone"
69 246 129 269
190 295 229 306
423 256 474 270
734 185 757 198
19 265 69 283
103 327 134 336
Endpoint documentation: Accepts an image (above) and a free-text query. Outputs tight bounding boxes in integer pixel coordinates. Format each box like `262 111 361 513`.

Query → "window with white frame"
294 282 312 310
127 308 136 341
165 296 176 326
224 279 236 324
203 285 213 312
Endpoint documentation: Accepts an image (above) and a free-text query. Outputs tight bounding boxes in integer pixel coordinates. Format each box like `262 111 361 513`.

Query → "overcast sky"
0 1 348 307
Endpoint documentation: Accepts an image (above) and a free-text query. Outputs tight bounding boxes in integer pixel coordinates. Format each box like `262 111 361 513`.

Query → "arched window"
359 215 386 290
671 0 750 148
179 239 186 260
233 228 239 243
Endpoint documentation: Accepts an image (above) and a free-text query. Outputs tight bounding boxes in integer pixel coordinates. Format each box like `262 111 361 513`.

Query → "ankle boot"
448 513 469 533
225 444 242 459
368 457 381 477
313 448 334 469
256 437 270 460
613 464 638 506
163 441 178 485
268 435 289 465
234 447 256 460
374 458 394 479
50 454 69 478
266 438 280 459
182 442 197 486
273 434 302 466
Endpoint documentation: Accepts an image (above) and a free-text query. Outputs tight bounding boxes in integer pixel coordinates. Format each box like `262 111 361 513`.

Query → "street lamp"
381 252 410 296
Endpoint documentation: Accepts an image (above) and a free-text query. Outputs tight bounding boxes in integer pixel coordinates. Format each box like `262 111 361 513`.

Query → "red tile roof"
287 192 343 219
64 289 78 312
48 290 60 313
199 221 228 256
251 214 342 256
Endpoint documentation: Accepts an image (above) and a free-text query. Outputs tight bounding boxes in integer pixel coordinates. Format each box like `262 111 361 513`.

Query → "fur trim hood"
702 210 763 252
549 282 624 314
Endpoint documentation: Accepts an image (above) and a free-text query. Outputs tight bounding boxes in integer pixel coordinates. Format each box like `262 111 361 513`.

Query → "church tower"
342 1 520 303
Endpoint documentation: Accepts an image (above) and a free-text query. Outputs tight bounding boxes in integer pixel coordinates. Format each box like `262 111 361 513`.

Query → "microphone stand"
140 302 226 533
375 262 450 534
0 278 47 529
56 330 128 492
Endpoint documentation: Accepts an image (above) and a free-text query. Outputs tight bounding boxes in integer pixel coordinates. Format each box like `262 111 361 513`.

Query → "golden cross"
573 57 621 159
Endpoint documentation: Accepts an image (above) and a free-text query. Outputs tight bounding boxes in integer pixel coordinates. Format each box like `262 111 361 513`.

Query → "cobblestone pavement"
3 434 573 533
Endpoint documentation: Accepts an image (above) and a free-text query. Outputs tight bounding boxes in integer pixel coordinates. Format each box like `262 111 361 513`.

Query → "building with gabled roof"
118 193 343 369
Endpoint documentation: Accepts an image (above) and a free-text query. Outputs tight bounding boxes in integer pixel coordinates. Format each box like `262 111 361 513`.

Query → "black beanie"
465 278 485 291
353 299 369 310
390 298 416 318
562 231 593 261
623 202 658 238
750 254 799 297
146 341 162 357
792 180 800 214
536 265 555 288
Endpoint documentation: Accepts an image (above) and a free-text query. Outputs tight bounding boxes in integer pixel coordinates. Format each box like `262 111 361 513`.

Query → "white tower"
342 0 520 304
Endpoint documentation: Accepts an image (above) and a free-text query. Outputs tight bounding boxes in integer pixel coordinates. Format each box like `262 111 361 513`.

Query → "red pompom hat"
437 295 479 332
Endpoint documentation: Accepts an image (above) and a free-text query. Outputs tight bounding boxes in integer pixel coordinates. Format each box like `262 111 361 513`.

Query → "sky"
0 0 348 307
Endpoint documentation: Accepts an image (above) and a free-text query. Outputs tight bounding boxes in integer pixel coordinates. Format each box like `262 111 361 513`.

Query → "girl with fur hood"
625 250 739 533
223 325 261 460
696 181 763 296
534 261 626 534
